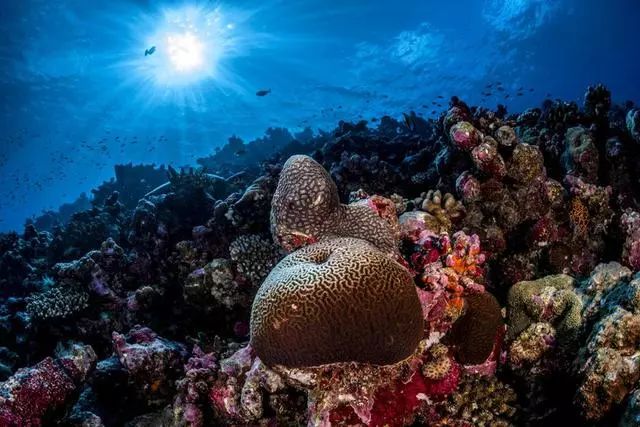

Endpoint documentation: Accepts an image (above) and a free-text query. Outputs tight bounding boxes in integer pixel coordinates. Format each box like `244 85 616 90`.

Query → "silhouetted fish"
256 89 271 97
144 46 156 56
402 113 416 131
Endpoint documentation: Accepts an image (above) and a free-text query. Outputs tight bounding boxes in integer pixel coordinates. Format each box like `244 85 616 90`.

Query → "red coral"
327 360 461 427
0 344 96 426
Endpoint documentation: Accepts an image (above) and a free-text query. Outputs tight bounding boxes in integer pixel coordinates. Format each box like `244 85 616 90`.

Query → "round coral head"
250 237 424 368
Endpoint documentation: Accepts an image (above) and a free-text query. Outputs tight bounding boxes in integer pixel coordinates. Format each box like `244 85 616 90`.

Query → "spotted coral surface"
270 155 399 254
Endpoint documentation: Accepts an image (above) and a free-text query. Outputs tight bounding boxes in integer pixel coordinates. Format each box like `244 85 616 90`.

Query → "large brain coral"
270 155 398 254
250 237 423 368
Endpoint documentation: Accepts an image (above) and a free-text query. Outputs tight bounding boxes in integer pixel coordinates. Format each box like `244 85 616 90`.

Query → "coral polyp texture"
3 85 640 426
270 154 399 254
250 237 423 367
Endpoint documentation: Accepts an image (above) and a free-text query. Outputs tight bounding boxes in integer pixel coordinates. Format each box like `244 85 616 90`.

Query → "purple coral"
621 210 640 271
112 326 188 406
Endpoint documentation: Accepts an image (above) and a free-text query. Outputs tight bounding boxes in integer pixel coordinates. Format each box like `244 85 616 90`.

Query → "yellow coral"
422 344 452 380
419 190 465 233
569 197 590 236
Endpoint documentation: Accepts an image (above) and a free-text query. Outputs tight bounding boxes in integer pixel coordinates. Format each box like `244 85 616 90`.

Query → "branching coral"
25 283 89 321
407 230 488 324
435 373 519 427
399 190 465 235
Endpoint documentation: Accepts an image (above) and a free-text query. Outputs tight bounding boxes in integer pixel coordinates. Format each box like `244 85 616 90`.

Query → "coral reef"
2 86 640 426
435 373 519 426
228 233 282 286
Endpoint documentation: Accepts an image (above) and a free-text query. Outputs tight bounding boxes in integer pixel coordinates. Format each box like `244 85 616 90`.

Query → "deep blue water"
1 0 639 231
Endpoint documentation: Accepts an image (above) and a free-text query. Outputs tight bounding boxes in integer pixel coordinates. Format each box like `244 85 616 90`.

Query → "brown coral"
420 190 466 233
569 197 590 237
445 291 503 365
270 155 398 254
250 237 423 368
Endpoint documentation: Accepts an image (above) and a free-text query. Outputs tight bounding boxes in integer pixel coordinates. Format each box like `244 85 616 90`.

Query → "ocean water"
1 0 639 232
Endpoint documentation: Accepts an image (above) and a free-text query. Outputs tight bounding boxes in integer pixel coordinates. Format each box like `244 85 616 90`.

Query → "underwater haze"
1 0 639 231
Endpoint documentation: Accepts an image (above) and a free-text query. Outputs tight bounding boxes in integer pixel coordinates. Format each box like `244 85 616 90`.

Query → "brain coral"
445 291 504 365
250 237 423 368
270 155 398 254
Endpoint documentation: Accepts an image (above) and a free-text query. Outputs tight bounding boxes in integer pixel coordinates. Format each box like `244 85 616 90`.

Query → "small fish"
234 148 247 156
144 46 156 56
437 95 444 99
402 113 417 131
256 89 271 97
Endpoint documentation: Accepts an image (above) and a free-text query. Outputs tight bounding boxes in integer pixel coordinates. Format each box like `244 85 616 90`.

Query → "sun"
166 32 205 72
135 4 232 87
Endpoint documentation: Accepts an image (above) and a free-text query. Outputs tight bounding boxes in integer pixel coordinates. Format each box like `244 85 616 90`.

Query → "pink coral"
621 209 640 271
408 231 486 324
0 343 96 426
112 326 188 405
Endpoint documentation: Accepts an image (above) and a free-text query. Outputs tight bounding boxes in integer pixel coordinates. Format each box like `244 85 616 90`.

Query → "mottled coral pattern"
270 155 398 254
250 237 423 367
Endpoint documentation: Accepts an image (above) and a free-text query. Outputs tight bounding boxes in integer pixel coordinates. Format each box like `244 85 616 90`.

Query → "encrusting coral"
505 263 640 422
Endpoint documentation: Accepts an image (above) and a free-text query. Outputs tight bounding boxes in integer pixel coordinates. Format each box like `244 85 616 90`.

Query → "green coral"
507 274 582 348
